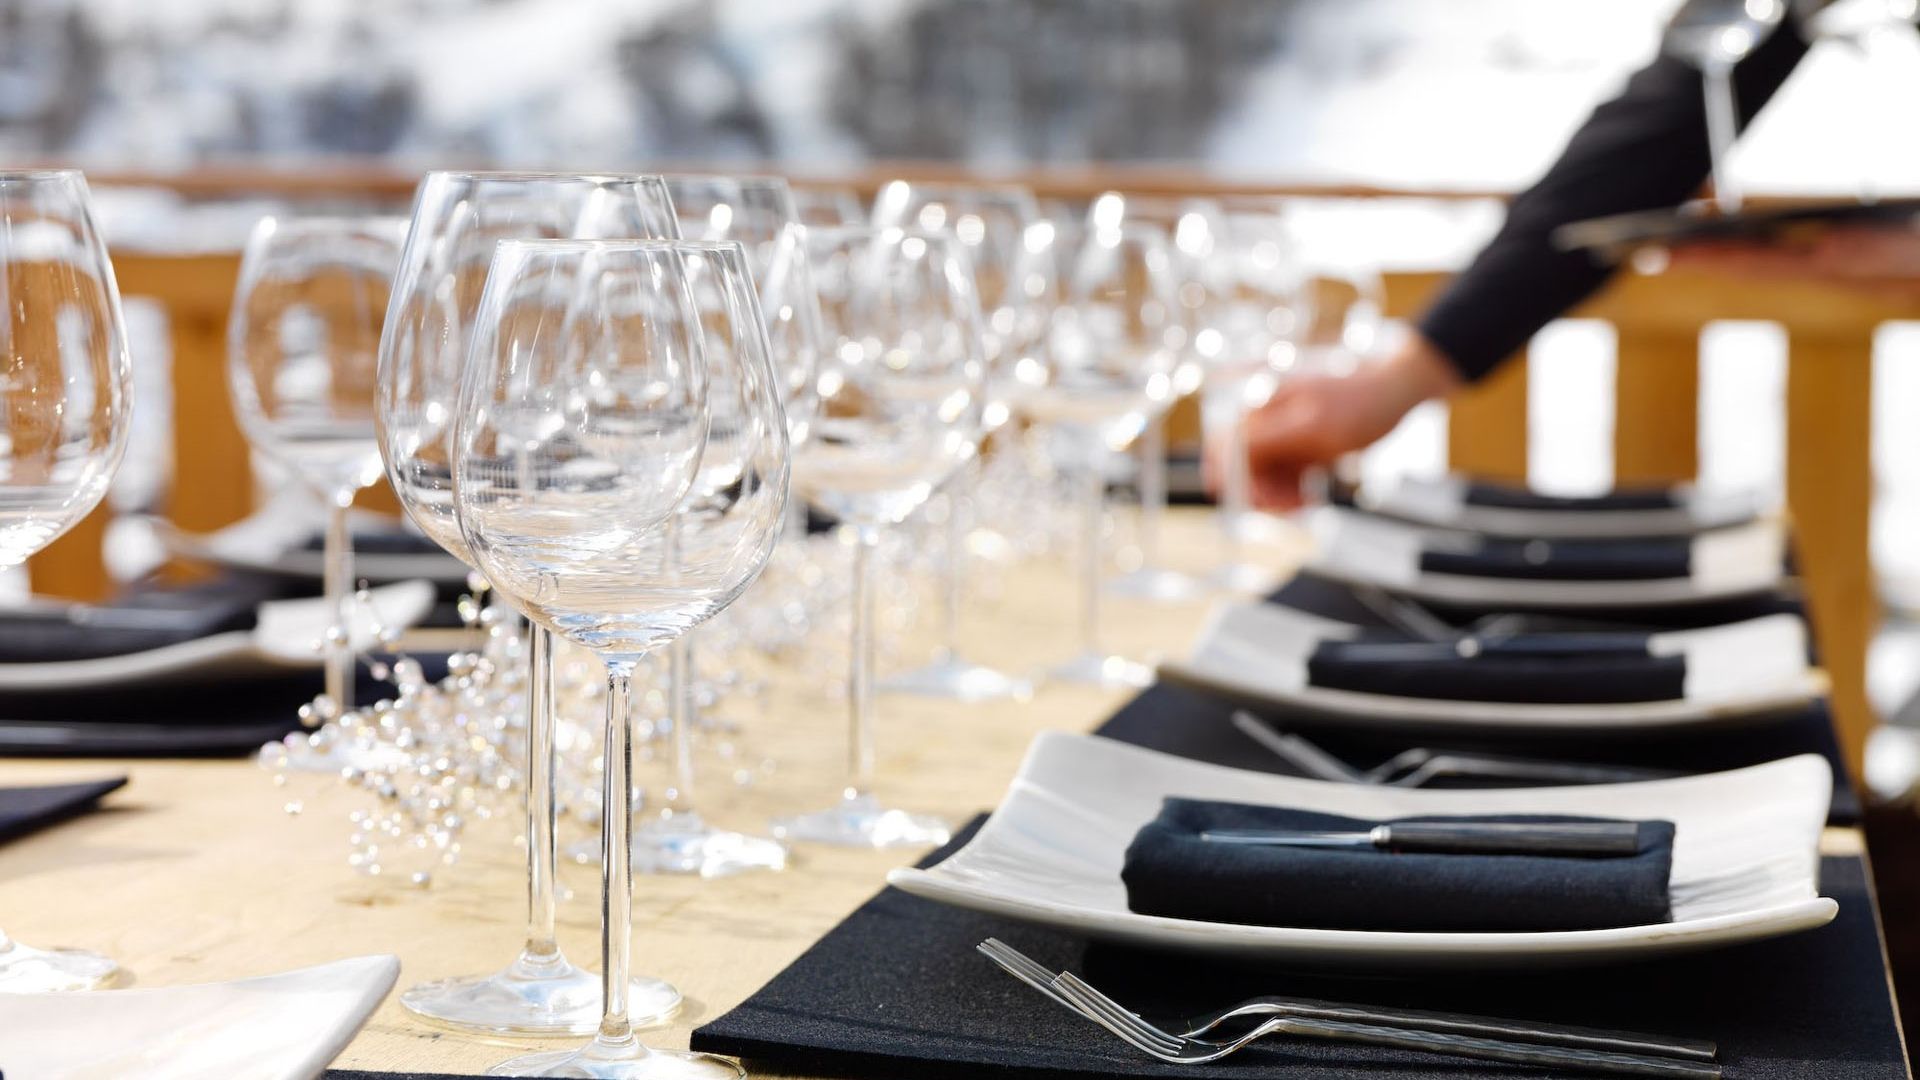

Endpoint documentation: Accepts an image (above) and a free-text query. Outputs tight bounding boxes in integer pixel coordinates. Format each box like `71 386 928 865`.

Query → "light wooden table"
0 510 1310 1077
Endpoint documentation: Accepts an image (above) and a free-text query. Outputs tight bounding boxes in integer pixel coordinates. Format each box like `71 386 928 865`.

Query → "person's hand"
1660 223 1920 300
1216 334 1460 511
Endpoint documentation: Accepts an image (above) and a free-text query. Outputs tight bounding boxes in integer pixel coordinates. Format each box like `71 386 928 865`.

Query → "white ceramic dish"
1158 601 1824 732
0 954 398 1080
1307 508 1786 609
1355 474 1765 539
889 733 1836 969
0 580 436 692
160 495 467 586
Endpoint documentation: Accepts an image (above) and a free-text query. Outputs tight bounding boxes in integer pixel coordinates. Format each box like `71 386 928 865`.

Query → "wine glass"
869 180 1044 701
378 172 683 1036
1208 208 1313 593
1091 193 1219 603
772 226 986 847
0 170 132 992
228 216 404 715
457 239 786 1079
1665 0 1788 213
1012 221 1183 688
791 185 868 227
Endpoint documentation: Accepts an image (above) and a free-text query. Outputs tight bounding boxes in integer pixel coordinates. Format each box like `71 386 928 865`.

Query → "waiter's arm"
1421 15 1810 380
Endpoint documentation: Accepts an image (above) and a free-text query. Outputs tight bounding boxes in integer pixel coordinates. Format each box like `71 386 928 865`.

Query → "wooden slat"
1788 331 1878 780
1612 328 1700 485
1445 349 1530 483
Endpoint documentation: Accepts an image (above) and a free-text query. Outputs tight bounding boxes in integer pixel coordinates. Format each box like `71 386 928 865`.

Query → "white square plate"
1158 602 1825 732
0 954 397 1080
1307 508 1786 609
889 733 1836 969
0 580 436 691
1357 474 1764 539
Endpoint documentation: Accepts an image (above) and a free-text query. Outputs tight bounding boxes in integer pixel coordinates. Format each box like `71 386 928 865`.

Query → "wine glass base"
1105 566 1209 603
1046 650 1154 690
488 1042 744 1079
0 941 121 993
772 793 951 849
564 815 789 877
401 953 681 1037
1210 561 1278 595
879 653 1033 702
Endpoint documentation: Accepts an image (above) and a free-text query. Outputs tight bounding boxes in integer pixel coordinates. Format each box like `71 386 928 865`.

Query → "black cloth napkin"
1122 800 1673 933
0 577 284 663
0 777 126 845
685 819 1902 1080
1420 535 1693 581
1465 480 1681 512
296 529 449 557
1306 635 1685 703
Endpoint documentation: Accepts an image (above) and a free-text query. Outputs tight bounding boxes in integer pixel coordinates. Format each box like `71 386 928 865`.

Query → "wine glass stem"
847 529 879 799
942 483 968 658
668 632 697 812
1078 461 1104 656
1704 59 1742 214
523 624 560 963
1223 404 1252 567
599 661 640 1050
323 499 354 713
1138 417 1167 568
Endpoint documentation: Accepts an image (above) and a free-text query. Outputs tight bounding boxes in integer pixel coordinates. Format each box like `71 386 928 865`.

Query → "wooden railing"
31 165 1908 776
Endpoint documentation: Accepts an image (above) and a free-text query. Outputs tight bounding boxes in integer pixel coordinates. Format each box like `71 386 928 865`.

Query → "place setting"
0 153 1908 1080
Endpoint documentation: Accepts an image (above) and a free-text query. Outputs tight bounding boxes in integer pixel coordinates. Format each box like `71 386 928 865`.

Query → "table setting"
0 165 1904 1080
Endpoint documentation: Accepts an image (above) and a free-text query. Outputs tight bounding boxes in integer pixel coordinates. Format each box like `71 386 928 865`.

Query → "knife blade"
1199 820 1646 856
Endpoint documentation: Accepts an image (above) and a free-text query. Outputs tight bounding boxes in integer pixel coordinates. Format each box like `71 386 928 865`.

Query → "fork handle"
1231 996 1716 1061
1271 1016 1721 1078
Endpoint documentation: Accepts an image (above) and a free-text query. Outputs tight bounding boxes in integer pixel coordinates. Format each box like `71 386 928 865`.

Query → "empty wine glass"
791 185 868 227
870 180 1044 701
1208 208 1312 593
378 171 683 1036
228 216 404 715
0 170 132 992
1665 0 1788 213
773 226 986 847
458 239 786 1079
1013 222 1183 688
1092 193 1218 603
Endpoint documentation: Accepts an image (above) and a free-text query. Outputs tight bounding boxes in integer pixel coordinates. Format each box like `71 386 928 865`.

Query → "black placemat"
692 820 1904 1079
0 777 126 845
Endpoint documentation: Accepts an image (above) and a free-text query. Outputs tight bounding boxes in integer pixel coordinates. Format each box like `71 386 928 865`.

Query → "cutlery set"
979 938 1722 1075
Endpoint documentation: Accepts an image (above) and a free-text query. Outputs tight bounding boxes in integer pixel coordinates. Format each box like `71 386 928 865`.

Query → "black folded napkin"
1420 536 1692 581
296 529 449 557
1306 635 1685 703
0 777 127 845
0 577 280 664
1465 481 1680 512
1123 800 1673 933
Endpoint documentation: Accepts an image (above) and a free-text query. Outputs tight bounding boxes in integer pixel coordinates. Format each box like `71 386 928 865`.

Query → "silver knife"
1199 821 1645 856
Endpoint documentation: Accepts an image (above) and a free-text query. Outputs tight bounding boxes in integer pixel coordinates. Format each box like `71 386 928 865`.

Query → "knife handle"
1376 821 1644 856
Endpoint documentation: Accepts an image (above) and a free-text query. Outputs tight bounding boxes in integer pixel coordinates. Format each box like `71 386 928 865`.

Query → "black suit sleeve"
1417 17 1811 382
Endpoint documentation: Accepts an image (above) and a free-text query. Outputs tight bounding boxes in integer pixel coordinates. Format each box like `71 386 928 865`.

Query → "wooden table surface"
0 510 1320 1077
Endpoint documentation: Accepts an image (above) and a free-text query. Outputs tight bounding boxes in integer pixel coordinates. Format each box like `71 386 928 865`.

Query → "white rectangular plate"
1360 474 1765 539
890 733 1836 969
1158 602 1826 733
1307 508 1787 609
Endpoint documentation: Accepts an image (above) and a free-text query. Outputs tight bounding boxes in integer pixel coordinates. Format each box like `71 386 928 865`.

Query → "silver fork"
978 938 1715 1062
1052 971 1722 1076
1231 711 1673 788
